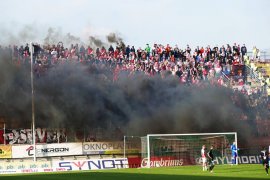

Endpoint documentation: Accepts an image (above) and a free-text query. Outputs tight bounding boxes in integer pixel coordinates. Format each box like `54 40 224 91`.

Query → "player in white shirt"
201 145 207 171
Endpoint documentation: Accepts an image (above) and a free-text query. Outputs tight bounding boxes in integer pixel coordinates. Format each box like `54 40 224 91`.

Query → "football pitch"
0 165 269 180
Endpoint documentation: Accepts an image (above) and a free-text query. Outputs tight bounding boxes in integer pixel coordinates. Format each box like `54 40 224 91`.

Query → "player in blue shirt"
230 142 239 165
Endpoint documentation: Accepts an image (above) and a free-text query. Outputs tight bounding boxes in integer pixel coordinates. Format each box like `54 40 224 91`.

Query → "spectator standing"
186 45 191 54
79 45 86 60
126 45 131 60
252 46 257 60
24 43 30 56
145 44 151 60
241 44 247 60
137 47 142 60
130 46 136 53
257 48 261 61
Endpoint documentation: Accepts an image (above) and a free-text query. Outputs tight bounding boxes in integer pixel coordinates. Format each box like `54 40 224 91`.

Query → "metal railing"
246 51 270 62
221 72 231 87
245 65 261 83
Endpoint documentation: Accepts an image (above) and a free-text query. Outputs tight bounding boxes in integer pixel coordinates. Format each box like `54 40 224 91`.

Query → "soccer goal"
140 132 237 168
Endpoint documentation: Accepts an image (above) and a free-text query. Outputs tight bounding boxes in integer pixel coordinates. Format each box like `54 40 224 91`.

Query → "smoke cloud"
89 36 105 48
43 27 81 46
0 24 130 61
0 24 115 48
0 24 39 45
107 32 126 49
0 56 257 143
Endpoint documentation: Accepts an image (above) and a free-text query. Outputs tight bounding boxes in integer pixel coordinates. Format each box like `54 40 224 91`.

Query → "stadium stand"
0 42 269 160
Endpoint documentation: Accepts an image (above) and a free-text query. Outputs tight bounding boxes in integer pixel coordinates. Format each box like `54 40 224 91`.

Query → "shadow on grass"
0 172 266 180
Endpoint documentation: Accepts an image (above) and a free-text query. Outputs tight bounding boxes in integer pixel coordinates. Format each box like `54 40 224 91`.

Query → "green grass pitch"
0 165 269 180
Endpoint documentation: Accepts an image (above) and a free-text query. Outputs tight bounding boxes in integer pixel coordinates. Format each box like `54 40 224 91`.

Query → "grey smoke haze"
0 24 39 45
107 33 122 44
0 56 256 143
89 36 105 47
43 27 81 46
0 25 117 48
107 33 125 49
44 28 115 48
0 25 82 47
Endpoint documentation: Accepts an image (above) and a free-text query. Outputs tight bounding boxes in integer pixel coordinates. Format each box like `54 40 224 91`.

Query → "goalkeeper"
230 141 239 165
207 145 215 173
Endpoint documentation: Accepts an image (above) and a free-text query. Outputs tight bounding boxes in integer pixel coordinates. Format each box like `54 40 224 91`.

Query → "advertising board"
0 161 52 174
82 142 139 154
0 145 12 158
12 143 82 158
52 158 129 171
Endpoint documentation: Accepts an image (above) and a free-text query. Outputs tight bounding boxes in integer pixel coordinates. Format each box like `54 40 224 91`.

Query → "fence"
247 51 270 62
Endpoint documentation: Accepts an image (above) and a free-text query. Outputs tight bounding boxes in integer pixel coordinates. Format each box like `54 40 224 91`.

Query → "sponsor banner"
0 161 52 174
195 155 261 165
127 157 142 168
1 128 67 144
52 158 129 171
140 156 184 168
82 142 139 155
12 143 83 158
0 168 67 174
0 145 12 158
0 170 18 174
19 167 68 173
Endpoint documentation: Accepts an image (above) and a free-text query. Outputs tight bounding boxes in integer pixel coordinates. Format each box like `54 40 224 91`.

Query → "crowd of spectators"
0 42 249 84
1 42 269 98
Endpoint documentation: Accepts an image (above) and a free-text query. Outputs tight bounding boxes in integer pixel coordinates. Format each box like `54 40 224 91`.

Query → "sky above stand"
1 0 270 51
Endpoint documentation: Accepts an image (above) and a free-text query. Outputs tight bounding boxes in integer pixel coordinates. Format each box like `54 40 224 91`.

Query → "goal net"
141 132 237 168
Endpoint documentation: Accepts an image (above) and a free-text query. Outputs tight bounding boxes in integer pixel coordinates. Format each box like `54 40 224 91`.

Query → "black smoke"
107 33 126 50
0 56 256 143
89 36 105 47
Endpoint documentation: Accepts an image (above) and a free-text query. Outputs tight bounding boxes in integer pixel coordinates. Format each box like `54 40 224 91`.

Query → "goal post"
123 135 142 158
143 132 237 168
